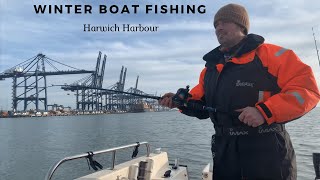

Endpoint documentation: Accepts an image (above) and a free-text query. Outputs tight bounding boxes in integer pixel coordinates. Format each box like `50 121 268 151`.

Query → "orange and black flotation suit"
180 34 320 179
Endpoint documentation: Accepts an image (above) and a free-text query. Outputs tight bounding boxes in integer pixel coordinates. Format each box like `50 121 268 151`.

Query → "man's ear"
241 27 247 35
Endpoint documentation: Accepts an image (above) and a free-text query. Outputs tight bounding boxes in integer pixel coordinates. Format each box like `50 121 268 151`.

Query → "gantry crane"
61 51 107 111
0 53 94 112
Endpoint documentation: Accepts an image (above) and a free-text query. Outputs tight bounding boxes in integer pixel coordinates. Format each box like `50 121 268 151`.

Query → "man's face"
215 20 245 48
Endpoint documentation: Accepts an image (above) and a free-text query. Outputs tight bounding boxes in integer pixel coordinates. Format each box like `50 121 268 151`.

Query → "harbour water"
0 108 319 180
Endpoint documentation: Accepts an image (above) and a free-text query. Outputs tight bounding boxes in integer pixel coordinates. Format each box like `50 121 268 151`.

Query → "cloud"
1 0 320 110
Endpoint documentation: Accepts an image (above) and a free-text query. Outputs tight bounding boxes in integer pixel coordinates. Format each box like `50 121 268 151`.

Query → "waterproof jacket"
181 34 320 179
183 34 319 125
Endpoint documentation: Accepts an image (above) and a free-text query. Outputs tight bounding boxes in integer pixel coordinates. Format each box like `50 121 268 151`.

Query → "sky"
0 0 320 111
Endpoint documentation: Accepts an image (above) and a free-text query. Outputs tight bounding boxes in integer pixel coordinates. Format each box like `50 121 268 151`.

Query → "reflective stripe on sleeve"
275 48 288 57
287 91 305 104
258 91 264 101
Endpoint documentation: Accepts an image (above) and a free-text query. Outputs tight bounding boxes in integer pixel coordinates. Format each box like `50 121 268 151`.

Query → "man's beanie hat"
214 3 250 34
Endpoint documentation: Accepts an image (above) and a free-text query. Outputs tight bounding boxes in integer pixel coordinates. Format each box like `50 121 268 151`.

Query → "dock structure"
1 52 164 115
60 52 162 113
103 75 160 113
61 52 107 111
0 53 94 112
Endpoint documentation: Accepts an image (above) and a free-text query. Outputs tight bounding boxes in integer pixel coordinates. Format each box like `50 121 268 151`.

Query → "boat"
129 102 154 113
45 142 213 180
45 142 319 180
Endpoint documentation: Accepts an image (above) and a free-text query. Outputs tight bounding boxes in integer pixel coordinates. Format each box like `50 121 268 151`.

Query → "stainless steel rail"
45 142 150 180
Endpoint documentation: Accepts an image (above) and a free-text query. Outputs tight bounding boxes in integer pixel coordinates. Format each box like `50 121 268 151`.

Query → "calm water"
0 109 319 180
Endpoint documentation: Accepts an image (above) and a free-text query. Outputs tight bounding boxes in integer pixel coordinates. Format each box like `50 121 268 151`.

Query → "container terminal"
0 52 169 118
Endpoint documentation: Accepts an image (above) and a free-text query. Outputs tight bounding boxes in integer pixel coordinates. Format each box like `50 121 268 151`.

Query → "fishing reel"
172 85 192 107
172 86 216 112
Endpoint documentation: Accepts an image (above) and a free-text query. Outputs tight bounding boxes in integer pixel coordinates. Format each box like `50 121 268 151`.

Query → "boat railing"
45 142 150 180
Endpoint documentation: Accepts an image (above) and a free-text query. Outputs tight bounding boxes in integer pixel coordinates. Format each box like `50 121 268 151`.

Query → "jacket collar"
203 34 265 63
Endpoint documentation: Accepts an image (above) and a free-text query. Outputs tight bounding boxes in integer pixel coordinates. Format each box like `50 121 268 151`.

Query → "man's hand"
235 107 265 127
158 93 177 109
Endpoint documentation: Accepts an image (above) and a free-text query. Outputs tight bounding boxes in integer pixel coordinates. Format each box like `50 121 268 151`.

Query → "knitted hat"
214 4 250 34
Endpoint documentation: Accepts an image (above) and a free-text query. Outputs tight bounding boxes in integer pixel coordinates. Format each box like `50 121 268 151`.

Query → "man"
159 3 320 180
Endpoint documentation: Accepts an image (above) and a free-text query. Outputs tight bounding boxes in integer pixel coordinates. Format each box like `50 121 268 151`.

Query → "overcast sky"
0 0 319 110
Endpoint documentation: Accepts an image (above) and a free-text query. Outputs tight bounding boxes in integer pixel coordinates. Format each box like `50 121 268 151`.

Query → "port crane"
0 53 94 112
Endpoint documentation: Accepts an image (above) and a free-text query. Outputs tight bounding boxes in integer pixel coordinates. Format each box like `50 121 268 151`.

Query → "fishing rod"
52 84 162 100
53 84 218 112
312 27 320 67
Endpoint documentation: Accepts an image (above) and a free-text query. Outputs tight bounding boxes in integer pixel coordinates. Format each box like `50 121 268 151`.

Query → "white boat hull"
75 152 189 180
